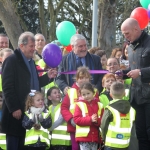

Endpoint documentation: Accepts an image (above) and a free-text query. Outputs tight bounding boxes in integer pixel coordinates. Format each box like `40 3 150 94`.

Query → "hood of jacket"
109 100 131 114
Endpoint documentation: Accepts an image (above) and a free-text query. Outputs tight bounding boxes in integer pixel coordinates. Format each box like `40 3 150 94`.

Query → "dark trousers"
131 102 150 150
104 147 127 150
6 134 26 150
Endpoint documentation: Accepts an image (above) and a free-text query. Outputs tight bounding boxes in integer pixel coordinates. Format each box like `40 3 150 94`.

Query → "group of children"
0 49 135 150
16 63 134 150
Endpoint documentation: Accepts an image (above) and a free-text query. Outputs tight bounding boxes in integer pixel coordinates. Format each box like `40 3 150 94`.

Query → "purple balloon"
148 4 150 20
42 43 62 68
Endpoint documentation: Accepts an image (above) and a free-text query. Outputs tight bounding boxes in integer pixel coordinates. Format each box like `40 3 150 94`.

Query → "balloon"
64 45 72 52
42 43 62 68
140 0 150 9
148 4 150 21
51 40 63 48
56 21 76 46
130 7 149 29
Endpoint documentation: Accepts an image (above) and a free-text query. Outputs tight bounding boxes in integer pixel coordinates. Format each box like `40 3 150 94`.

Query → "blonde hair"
0 48 13 57
73 66 92 81
25 91 44 111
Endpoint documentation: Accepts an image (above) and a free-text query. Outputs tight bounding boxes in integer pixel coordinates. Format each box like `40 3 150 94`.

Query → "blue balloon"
42 43 62 68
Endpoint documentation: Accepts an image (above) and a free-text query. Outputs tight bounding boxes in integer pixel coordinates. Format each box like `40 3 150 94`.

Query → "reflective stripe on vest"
68 88 98 114
0 133 6 149
76 102 103 138
25 111 50 147
49 104 71 146
105 104 135 148
68 88 78 114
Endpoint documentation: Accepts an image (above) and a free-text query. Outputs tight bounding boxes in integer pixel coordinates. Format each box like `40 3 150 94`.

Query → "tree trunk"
98 0 116 57
0 0 23 49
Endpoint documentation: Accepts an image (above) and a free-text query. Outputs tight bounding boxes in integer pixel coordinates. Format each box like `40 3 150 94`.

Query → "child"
99 73 116 108
101 82 136 150
61 66 99 150
47 86 71 150
22 90 52 150
74 82 103 150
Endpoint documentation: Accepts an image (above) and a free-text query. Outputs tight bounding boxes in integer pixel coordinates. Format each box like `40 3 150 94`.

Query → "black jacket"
56 51 103 93
123 31 150 104
1 49 53 136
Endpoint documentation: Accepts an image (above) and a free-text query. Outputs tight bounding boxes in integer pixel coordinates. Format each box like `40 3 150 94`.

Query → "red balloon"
130 7 149 29
65 45 72 52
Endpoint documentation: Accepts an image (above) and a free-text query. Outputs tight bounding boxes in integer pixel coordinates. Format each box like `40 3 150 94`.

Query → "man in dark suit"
1 31 57 150
56 34 103 95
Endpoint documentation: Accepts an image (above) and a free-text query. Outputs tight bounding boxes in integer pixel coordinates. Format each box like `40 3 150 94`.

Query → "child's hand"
33 123 41 130
91 114 97 123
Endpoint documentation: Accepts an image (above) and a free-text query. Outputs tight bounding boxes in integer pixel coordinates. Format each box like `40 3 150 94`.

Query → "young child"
99 73 116 108
22 90 52 150
61 66 99 150
47 86 71 150
74 82 103 150
101 82 136 150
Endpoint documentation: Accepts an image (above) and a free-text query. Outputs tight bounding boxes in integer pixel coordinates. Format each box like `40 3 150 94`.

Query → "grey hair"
70 34 87 46
18 32 35 46
35 33 46 42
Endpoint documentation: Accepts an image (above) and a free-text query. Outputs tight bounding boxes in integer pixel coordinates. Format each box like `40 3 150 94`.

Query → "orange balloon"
130 7 149 29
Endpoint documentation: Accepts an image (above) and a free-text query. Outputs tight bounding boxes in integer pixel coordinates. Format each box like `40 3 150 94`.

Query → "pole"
92 0 98 47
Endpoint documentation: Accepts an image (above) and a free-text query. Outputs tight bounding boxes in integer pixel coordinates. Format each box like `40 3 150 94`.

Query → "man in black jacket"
1 31 57 150
56 34 103 95
120 18 150 150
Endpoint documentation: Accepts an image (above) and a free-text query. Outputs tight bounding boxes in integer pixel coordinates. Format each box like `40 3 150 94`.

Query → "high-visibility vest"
24 111 50 147
105 100 135 148
99 94 110 108
68 88 98 114
0 133 6 150
68 88 78 115
75 101 103 138
49 104 71 146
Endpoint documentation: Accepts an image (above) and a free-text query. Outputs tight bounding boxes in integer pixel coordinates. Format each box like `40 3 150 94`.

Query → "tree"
98 0 116 57
0 0 23 49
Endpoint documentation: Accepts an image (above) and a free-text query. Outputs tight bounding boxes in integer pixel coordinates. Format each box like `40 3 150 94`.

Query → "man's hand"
47 68 58 79
63 86 70 95
12 109 22 120
127 69 140 79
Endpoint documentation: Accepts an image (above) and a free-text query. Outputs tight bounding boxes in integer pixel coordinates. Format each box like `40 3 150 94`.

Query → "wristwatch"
139 71 141 76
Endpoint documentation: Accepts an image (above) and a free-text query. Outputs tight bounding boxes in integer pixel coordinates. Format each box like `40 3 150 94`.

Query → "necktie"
77 57 82 68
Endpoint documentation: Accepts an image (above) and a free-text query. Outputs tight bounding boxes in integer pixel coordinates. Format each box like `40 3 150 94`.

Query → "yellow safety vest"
105 102 135 148
49 104 71 146
0 133 6 150
24 111 50 147
68 88 98 114
68 88 78 115
75 102 103 138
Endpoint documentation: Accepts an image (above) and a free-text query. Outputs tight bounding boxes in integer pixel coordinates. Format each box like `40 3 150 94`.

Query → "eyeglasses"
107 63 119 67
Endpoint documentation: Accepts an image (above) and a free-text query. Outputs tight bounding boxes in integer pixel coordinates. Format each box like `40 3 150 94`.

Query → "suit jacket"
56 51 103 93
1 49 53 136
123 31 150 104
